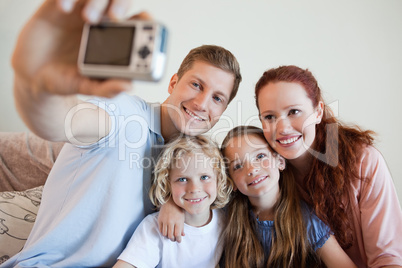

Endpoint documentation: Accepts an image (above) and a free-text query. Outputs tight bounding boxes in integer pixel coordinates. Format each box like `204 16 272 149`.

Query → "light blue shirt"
2 93 164 268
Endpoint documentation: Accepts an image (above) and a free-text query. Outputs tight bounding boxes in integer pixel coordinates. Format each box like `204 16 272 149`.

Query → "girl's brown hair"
255 65 375 248
220 125 318 268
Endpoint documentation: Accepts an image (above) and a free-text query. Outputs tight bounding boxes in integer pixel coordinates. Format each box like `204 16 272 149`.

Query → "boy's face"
162 61 234 138
169 153 217 226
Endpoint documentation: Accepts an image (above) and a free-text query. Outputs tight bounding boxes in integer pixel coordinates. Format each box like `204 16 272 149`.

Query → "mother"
254 65 402 268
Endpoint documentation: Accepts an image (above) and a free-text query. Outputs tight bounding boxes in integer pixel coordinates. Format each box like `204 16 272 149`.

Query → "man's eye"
213 96 223 103
192 82 201 89
200 175 209 181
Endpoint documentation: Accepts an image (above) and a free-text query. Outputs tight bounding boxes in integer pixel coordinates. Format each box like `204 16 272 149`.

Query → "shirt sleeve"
301 202 333 252
79 93 150 150
358 146 402 267
117 214 162 268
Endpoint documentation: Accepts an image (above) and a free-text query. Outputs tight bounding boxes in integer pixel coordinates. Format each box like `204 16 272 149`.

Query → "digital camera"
78 20 168 81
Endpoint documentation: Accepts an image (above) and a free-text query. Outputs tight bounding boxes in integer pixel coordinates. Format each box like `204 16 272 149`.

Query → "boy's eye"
178 177 187 182
200 175 209 181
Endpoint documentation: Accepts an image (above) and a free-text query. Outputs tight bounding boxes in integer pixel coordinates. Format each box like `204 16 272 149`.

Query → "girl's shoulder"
300 202 333 251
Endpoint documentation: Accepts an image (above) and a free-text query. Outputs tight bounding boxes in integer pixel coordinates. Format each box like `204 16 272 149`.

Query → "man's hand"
12 0 136 98
11 0 151 143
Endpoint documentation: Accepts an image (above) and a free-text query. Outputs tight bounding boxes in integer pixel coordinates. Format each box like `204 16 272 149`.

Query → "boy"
2 0 241 267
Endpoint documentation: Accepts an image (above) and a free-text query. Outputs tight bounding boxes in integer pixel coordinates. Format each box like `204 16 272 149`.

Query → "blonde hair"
220 126 318 268
150 134 232 210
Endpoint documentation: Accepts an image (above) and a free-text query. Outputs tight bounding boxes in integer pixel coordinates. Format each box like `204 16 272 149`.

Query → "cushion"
0 186 43 264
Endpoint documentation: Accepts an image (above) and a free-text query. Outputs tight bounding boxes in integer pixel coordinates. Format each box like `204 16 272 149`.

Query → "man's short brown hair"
177 45 242 104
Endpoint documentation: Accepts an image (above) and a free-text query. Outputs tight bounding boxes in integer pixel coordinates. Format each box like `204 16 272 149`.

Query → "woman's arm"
357 147 402 266
317 235 356 268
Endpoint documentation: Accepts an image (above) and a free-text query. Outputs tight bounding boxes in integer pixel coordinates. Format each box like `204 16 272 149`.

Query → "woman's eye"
200 175 209 181
263 114 275 121
289 109 300 115
178 177 187 182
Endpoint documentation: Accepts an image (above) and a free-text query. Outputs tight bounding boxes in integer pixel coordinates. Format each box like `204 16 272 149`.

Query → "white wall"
1 0 401 205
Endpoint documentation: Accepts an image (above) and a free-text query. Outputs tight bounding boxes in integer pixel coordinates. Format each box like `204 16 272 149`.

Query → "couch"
0 132 64 264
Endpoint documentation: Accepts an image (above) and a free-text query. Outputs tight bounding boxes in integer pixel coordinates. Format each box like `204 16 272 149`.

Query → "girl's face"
257 82 323 161
169 152 217 226
224 133 285 199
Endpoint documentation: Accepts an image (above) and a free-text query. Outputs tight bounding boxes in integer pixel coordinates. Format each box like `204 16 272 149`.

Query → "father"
1 0 241 267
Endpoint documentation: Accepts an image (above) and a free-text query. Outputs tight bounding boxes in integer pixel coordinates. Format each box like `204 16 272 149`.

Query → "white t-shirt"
118 209 225 268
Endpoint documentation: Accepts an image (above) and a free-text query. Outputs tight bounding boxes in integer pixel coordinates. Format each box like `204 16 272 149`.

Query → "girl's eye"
200 175 209 181
233 163 242 171
178 177 187 182
256 153 266 160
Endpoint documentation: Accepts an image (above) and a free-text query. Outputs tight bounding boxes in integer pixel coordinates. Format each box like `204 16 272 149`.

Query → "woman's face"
257 81 323 161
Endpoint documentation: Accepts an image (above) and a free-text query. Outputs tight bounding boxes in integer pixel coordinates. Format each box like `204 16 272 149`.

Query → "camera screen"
84 26 135 66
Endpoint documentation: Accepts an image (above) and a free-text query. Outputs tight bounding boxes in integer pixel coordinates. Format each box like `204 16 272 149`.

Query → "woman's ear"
277 155 286 171
316 101 324 124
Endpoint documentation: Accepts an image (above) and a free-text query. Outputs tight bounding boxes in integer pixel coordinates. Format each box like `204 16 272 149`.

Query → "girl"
113 135 232 268
220 125 356 268
255 65 402 267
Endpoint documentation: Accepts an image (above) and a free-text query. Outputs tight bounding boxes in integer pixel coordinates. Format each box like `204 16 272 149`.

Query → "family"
2 0 401 267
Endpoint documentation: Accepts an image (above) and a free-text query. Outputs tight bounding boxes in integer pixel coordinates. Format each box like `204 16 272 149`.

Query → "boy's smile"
169 152 217 227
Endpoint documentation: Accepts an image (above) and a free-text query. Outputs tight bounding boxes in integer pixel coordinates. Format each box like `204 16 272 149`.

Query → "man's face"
162 61 234 138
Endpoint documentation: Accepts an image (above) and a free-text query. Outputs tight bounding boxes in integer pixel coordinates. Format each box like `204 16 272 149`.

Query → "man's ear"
168 73 179 94
277 155 286 171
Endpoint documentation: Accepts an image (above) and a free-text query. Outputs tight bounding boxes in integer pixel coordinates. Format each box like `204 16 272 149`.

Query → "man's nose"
193 91 209 111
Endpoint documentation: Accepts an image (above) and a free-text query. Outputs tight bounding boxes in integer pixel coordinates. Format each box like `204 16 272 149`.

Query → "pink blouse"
346 145 402 267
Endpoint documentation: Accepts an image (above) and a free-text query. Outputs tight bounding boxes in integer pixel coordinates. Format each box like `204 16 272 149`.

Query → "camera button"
138 46 151 59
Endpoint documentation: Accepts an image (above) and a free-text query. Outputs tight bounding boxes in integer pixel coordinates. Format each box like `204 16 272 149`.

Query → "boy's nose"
187 181 201 192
